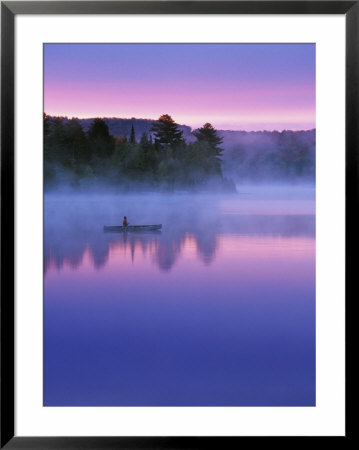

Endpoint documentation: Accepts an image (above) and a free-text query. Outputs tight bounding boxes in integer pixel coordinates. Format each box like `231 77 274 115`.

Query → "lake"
44 186 315 406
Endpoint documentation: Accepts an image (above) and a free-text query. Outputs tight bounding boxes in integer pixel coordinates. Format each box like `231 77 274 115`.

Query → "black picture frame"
1 1 356 447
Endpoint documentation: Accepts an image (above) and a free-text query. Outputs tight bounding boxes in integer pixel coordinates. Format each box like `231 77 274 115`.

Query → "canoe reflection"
104 228 162 234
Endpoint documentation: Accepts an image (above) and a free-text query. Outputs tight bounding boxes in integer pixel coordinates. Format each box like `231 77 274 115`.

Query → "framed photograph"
1 1 355 447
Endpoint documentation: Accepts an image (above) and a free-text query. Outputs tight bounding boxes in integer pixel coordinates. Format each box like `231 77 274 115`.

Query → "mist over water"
44 185 315 406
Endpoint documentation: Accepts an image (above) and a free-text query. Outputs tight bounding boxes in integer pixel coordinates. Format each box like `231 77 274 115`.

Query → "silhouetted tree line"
44 113 235 191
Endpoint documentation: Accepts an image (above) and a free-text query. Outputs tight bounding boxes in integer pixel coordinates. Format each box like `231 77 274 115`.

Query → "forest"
220 128 315 183
44 114 236 192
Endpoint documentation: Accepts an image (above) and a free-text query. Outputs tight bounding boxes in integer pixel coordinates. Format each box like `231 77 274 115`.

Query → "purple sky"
44 43 315 131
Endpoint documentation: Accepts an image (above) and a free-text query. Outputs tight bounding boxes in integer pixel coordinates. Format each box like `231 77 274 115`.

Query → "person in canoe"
123 216 129 227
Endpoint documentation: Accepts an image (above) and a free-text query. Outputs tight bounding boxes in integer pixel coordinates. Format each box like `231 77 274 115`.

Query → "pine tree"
88 118 111 141
140 132 149 146
150 114 184 147
193 122 223 150
63 118 89 167
87 118 115 159
130 125 136 144
44 113 51 137
193 123 223 174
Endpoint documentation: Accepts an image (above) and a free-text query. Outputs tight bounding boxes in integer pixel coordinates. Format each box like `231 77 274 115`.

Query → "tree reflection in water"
44 211 314 274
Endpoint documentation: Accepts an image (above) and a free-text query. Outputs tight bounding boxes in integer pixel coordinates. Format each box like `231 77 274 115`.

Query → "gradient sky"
44 43 315 131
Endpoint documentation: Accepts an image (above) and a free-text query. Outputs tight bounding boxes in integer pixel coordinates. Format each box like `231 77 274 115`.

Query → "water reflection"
45 212 314 273
44 192 315 406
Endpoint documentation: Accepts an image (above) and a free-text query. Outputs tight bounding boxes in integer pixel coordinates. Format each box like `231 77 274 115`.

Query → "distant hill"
55 116 194 142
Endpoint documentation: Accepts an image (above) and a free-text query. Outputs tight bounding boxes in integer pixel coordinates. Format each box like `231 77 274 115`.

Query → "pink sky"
44 43 315 131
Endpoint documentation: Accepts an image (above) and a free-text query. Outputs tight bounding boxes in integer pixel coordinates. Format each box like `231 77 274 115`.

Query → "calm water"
44 187 315 406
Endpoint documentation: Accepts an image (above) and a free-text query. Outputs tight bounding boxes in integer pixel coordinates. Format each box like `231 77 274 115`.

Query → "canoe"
104 224 162 232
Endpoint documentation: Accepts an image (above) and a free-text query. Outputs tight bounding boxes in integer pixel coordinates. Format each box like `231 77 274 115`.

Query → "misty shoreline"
44 182 315 198
44 115 315 193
